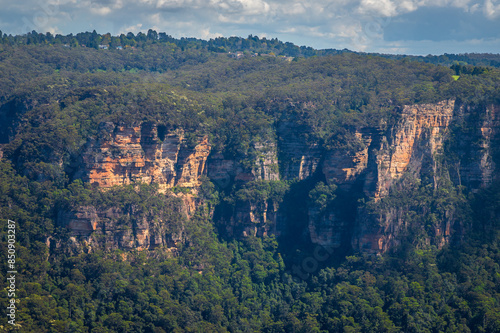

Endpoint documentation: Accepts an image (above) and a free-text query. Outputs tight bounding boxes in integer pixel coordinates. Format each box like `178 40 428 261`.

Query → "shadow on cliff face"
276 170 366 275
277 177 364 280
0 99 20 144
208 154 366 278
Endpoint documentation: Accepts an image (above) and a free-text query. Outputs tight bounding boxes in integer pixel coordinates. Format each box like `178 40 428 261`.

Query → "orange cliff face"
322 130 372 188
175 136 211 188
73 122 284 247
356 100 499 254
313 100 498 253
374 99 455 198
82 122 211 192
63 101 499 255
58 122 211 252
321 100 455 195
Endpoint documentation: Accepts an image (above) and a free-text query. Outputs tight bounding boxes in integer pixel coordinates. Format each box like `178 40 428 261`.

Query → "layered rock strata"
65 101 499 255
277 121 322 180
81 122 210 192
208 140 282 237
207 140 279 188
57 202 185 252
310 100 499 253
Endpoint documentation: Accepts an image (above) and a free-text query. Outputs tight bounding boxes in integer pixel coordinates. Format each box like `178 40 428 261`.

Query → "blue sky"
0 0 499 55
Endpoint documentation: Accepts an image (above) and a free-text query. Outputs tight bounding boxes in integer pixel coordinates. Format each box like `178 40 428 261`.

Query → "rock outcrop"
208 140 282 238
81 122 210 192
224 199 280 238
57 206 99 236
207 140 279 188
374 100 455 198
453 103 500 189
277 121 322 180
61 122 211 251
64 100 499 255
309 100 499 253
322 130 372 189
57 196 186 252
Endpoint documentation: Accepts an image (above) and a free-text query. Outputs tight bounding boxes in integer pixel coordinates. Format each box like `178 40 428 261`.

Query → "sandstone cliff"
308 100 499 253
208 140 282 238
207 140 279 188
60 122 211 251
277 121 322 180
57 195 186 253
80 122 210 192
62 100 499 255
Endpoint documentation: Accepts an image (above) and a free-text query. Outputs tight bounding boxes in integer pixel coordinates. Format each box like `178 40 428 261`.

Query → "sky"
0 0 499 55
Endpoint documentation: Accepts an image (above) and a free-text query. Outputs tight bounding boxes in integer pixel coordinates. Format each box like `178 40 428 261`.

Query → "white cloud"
278 27 297 33
357 0 479 17
213 0 270 15
89 0 123 15
152 0 270 14
156 0 201 9
469 3 480 12
280 3 306 15
90 7 112 15
199 28 223 39
120 23 143 34
484 0 500 18
380 37 500 55
149 13 161 25
358 0 397 16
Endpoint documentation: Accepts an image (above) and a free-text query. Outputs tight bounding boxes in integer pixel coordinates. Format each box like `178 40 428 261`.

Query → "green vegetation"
0 33 500 332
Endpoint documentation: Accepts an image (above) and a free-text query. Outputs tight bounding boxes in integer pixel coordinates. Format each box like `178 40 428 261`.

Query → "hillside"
1 33 500 332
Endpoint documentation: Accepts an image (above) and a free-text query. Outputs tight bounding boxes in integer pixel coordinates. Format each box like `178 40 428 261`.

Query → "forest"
0 31 500 332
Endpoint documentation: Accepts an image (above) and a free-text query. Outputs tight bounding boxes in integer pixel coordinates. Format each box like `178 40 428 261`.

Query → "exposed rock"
224 198 280 238
67 101 499 255
352 208 404 253
308 208 349 248
374 100 455 198
322 130 372 188
207 140 282 238
176 190 203 219
351 100 498 253
277 121 322 180
253 141 280 181
207 140 279 188
57 206 98 236
175 136 211 187
207 153 237 189
81 122 210 192
310 100 499 253
57 200 185 252
62 122 211 251
454 103 500 190
353 100 458 253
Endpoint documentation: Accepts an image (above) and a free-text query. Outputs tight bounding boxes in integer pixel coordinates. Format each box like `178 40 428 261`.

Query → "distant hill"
1 29 499 67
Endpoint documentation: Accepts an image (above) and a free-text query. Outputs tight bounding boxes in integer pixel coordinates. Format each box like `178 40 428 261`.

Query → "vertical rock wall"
64 100 499 254
310 100 499 254
81 122 210 192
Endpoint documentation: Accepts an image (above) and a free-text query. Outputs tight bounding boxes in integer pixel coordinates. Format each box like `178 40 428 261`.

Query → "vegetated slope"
0 40 499 332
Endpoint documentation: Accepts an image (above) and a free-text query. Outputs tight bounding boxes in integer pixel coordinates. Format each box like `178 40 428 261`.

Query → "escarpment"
80 122 211 192
312 100 499 253
207 140 282 238
57 194 186 253
61 100 499 254
60 122 209 252
277 121 322 180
